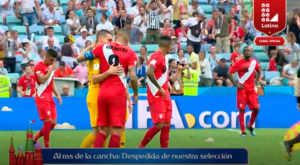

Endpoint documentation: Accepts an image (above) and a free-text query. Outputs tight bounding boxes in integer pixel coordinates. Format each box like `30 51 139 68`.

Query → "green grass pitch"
1 129 300 165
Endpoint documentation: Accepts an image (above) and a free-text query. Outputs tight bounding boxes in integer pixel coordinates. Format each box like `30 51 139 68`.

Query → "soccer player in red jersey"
83 30 138 148
138 36 172 148
228 46 260 136
33 49 62 148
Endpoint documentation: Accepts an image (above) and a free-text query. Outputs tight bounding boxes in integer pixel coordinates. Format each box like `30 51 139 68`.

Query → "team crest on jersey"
150 60 157 66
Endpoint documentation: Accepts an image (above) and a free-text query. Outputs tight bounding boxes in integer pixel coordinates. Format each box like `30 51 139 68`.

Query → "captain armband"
84 51 95 60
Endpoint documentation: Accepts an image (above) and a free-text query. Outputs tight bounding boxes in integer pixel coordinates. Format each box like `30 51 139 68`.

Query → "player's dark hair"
95 30 112 43
159 36 171 48
243 46 249 53
47 49 58 58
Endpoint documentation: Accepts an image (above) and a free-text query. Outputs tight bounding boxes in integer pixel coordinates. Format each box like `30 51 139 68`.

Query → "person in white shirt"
188 0 204 16
199 51 212 87
96 13 114 32
160 0 173 26
66 10 81 35
0 0 15 24
129 0 144 19
40 0 50 13
75 28 92 50
182 11 206 54
41 1 60 26
133 6 147 38
35 26 60 48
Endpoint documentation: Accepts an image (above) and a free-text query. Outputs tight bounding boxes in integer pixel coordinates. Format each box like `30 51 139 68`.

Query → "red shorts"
35 99 57 120
148 97 172 124
97 91 127 127
237 88 259 110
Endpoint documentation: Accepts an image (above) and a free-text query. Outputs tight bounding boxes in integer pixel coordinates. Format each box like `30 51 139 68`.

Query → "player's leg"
139 99 166 148
109 126 124 148
94 98 110 148
283 133 300 160
247 91 260 136
237 89 247 136
81 102 98 148
160 100 172 148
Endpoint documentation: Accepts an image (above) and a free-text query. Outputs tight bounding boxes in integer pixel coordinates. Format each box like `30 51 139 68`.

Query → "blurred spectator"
15 0 40 35
182 12 205 54
288 11 300 44
34 48 46 64
85 40 92 48
136 56 146 87
188 0 204 16
230 20 245 49
0 72 11 97
73 62 88 85
175 23 187 43
169 58 183 95
145 0 163 44
115 9 129 30
87 0 96 12
67 0 80 14
28 59 35 73
17 65 36 97
75 28 92 50
81 8 99 35
268 49 277 71
123 0 132 10
0 60 8 75
0 0 15 25
230 43 241 65
113 0 126 22
282 59 299 86
35 26 60 48
96 0 113 22
96 13 114 33
160 0 173 26
67 10 81 35
104 0 117 12
169 36 178 54
172 0 189 29
76 0 88 19
176 48 188 64
213 8 233 53
248 45 260 63
41 1 60 26
45 38 62 61
54 61 75 78
40 0 51 12
244 10 262 44
213 58 233 86
212 0 233 13
199 51 212 87
187 45 200 76
182 63 199 96
160 19 173 37
20 39 36 67
128 0 144 19
61 84 73 97
206 9 218 44
3 30 19 73
61 36 77 68
140 46 148 65
133 6 147 38
209 45 220 70
124 20 142 44
283 32 300 63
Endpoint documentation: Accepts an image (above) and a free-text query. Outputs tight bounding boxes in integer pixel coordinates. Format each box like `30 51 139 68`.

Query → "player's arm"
37 62 56 84
128 66 138 104
227 64 244 89
126 85 133 114
146 65 166 96
77 45 96 63
92 65 124 84
52 83 62 105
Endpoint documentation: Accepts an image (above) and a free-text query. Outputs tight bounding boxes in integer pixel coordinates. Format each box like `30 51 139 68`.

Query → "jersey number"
108 54 119 66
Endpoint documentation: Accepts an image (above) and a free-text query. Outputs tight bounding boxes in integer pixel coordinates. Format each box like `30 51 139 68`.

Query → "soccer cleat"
247 127 256 136
283 141 292 161
241 133 247 137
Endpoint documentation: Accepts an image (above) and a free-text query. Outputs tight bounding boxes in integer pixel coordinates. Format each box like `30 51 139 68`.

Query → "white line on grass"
227 129 241 134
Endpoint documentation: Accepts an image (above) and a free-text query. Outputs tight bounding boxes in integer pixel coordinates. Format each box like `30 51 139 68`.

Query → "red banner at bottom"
254 37 285 46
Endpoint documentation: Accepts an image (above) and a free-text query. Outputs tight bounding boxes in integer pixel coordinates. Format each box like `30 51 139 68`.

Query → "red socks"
139 126 160 148
34 128 44 141
43 121 53 148
94 132 107 148
248 111 258 128
239 111 245 134
108 134 121 148
160 126 171 148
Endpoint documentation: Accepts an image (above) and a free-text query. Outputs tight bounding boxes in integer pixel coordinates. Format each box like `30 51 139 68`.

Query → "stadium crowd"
0 0 300 97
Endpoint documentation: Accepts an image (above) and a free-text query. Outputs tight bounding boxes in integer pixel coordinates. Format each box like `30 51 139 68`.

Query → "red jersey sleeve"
229 60 241 73
128 50 137 67
148 54 161 70
92 44 104 58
